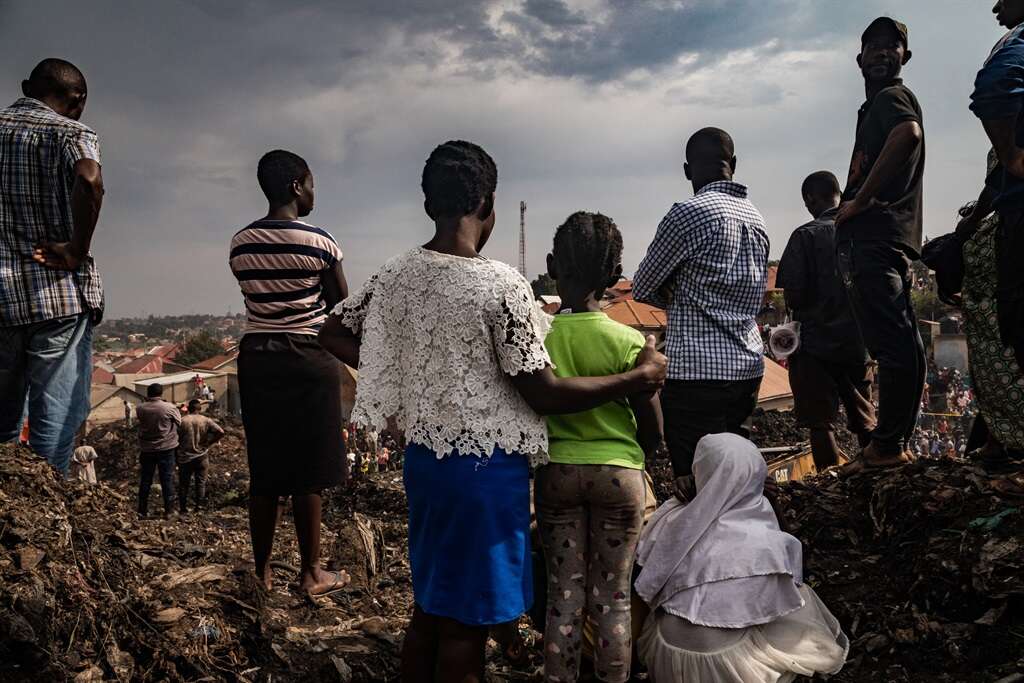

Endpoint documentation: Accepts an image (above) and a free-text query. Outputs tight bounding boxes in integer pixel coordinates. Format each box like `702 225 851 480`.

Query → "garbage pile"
780 459 1024 682
2 414 1023 682
0 440 411 682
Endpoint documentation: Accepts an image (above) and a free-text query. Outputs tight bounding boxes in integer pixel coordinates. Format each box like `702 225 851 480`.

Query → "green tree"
176 330 225 366
530 273 557 299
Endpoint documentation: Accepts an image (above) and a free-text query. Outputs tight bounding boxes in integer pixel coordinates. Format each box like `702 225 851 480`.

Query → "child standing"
318 142 666 683
536 212 663 683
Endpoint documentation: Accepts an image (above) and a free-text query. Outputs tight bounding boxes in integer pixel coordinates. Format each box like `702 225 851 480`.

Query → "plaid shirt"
634 180 769 381
0 98 103 326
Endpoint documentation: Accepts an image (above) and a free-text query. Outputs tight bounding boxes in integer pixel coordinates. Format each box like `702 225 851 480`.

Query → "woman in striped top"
230 149 350 597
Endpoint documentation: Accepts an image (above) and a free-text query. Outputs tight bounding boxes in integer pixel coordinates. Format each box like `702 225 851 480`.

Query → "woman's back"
337 247 551 463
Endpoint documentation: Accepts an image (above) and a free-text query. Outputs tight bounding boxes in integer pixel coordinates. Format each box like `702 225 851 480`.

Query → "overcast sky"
0 1 1007 318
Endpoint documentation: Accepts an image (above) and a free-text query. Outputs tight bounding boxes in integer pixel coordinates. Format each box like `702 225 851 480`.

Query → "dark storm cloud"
489 0 880 83
0 0 994 318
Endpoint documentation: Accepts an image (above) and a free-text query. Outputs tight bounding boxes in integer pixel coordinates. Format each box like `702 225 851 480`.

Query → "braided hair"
421 140 497 220
551 211 624 299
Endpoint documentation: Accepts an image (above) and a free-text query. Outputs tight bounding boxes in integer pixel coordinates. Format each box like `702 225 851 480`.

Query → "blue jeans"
0 313 93 474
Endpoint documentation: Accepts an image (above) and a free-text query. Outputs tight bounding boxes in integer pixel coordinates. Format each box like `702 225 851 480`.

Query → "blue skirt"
404 443 533 626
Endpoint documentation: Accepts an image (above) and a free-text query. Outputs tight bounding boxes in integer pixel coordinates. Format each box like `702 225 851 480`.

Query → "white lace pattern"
333 248 552 467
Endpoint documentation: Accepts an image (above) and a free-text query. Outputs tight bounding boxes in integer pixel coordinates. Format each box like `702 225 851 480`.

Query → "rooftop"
134 371 219 386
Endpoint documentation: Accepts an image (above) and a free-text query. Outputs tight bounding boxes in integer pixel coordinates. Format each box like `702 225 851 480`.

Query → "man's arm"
207 419 226 446
776 230 810 312
33 159 104 270
836 121 923 226
318 314 361 368
982 118 1024 179
508 336 666 416
633 208 701 308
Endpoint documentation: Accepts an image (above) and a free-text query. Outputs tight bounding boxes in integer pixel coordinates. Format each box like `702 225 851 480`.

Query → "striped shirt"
229 219 343 336
0 97 103 326
633 181 769 381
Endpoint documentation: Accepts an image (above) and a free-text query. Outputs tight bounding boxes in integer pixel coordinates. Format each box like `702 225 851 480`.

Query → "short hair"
421 140 497 220
188 399 202 413
257 150 310 205
685 127 735 165
801 171 841 200
551 211 624 298
147 383 164 398
26 58 86 97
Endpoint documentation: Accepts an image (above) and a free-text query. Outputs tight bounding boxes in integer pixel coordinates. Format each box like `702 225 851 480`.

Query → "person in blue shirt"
965 0 1024 370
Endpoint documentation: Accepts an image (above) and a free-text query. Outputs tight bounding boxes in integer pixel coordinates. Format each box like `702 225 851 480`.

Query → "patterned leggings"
535 463 646 683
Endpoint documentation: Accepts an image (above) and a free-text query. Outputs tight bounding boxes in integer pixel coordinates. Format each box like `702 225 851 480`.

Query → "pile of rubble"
780 459 1024 682
2 415 1022 681
0 438 410 682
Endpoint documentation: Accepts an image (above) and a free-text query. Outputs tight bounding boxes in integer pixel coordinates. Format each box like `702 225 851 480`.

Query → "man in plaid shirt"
634 128 769 480
0 59 105 474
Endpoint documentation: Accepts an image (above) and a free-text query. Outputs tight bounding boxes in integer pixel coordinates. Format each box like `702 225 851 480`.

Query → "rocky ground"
0 413 1022 682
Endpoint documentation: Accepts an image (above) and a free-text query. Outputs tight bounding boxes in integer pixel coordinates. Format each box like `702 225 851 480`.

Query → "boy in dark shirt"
777 172 876 469
836 17 927 471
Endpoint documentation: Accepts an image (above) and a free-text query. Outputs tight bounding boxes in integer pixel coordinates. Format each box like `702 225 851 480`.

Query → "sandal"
304 570 352 599
840 444 910 476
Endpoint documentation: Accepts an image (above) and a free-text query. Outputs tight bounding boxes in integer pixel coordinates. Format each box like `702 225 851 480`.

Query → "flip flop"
304 570 352 599
840 451 910 477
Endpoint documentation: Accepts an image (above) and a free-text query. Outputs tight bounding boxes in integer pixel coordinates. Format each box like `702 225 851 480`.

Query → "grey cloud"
486 0 886 83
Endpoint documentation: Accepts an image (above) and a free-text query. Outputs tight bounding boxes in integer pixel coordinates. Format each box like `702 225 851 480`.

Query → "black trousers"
661 377 762 476
837 239 926 454
139 449 175 515
178 455 208 512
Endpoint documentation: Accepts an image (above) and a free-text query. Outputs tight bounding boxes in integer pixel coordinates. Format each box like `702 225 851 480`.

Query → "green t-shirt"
544 311 646 469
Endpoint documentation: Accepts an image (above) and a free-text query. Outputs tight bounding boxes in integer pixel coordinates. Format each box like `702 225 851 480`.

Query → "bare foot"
255 566 273 591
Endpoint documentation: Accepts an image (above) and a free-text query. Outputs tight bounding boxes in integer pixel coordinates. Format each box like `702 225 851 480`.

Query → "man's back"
776 209 867 366
136 399 181 452
634 180 769 381
179 413 223 456
0 98 103 326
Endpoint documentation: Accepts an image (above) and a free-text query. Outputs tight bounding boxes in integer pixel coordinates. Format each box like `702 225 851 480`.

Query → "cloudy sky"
0 1 1007 318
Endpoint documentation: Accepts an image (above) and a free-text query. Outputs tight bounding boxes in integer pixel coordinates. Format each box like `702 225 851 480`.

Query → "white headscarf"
635 433 803 617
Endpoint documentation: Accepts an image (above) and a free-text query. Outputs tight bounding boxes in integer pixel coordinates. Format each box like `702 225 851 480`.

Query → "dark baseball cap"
862 16 909 48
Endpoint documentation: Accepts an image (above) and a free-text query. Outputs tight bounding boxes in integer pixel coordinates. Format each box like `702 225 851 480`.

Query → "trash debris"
1 413 1022 681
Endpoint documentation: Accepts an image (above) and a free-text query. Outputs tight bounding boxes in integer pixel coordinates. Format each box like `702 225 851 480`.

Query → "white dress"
333 247 552 465
638 584 849 683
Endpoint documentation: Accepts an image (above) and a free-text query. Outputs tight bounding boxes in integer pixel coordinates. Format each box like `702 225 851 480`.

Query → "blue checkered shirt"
0 98 103 327
634 180 769 381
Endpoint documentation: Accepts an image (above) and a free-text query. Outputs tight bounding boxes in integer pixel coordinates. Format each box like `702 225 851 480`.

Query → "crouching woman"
635 433 848 683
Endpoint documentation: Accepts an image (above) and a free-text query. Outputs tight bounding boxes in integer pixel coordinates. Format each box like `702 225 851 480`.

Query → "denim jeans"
0 313 93 474
837 239 926 454
139 449 176 515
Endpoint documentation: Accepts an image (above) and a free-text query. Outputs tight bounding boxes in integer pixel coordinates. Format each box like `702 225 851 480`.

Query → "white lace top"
333 247 553 466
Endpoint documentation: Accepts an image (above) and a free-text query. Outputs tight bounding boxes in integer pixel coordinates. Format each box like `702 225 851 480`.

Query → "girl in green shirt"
536 212 664 683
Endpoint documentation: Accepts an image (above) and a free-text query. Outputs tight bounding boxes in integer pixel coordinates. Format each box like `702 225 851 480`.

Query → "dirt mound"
6 414 1024 682
779 459 1024 682
0 444 408 682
